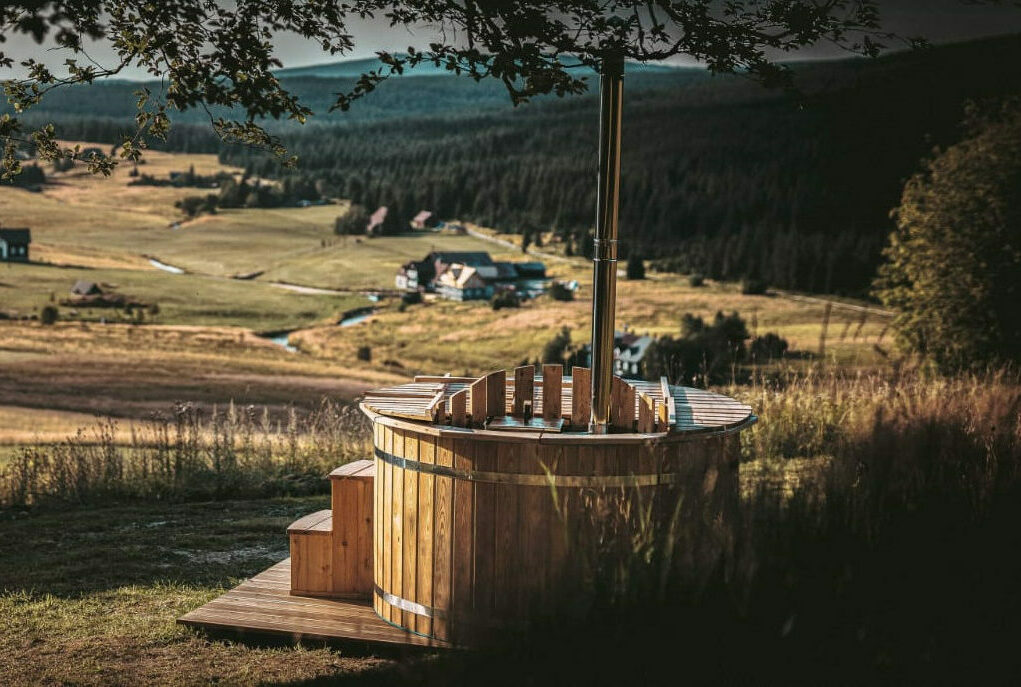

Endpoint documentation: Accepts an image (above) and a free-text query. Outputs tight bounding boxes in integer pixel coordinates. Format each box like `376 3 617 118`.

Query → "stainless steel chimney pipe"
588 52 624 434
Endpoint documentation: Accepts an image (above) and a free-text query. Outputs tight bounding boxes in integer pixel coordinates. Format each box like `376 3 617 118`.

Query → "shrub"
645 311 750 385
541 326 572 365
741 278 768 295
688 273 705 287
491 290 520 310
749 332 789 360
626 257 646 280
39 305 58 325
549 281 575 301
334 204 370 235
356 345 372 362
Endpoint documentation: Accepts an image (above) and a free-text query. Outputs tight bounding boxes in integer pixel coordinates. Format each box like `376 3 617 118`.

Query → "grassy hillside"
1 145 890 445
12 34 1021 295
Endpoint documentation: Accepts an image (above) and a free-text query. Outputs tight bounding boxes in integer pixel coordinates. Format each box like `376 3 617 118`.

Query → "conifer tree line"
16 35 1021 297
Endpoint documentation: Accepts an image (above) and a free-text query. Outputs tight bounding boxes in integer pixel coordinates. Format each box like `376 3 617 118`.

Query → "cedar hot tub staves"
357 365 755 646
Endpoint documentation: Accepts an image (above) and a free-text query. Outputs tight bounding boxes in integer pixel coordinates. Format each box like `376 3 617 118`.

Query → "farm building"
434 263 494 301
410 210 433 229
579 330 655 379
71 280 102 296
0 228 30 262
396 251 495 292
394 251 546 300
367 206 388 234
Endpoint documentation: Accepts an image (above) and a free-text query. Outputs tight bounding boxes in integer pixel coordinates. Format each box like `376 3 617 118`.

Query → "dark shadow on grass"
0 496 330 596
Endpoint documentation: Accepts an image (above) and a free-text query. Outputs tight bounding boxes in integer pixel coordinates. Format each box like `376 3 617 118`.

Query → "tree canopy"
874 99 1021 372
1 0 920 177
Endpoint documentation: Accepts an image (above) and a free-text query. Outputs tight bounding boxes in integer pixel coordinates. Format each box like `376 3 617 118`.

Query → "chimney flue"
588 51 624 434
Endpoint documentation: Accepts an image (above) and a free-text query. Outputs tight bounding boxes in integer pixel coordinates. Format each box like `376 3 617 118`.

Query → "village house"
579 330 655 379
367 206 388 234
0 228 31 262
394 250 548 301
410 210 433 229
395 251 495 292
71 280 103 296
434 263 494 301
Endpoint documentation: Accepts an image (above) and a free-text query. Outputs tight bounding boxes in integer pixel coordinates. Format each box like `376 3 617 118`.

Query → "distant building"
367 206 388 234
435 264 494 301
514 262 547 279
411 210 433 229
0 228 30 262
394 250 547 301
71 280 102 296
579 330 655 379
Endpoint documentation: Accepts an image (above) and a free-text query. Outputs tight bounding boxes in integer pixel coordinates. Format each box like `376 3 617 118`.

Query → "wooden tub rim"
359 403 757 445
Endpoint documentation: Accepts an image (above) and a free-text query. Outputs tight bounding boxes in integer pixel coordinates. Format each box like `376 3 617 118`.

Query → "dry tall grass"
0 400 371 508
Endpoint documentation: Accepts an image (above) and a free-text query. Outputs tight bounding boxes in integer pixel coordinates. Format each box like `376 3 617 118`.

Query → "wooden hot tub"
360 366 755 646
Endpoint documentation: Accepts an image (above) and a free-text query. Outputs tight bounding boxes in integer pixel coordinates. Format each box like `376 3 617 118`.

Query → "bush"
741 278 768 295
644 311 750 385
750 332 789 360
39 305 58 325
549 281 575 301
688 273 705 287
626 257 646 280
356 345 372 362
334 204 370 235
541 326 572 364
491 290 520 310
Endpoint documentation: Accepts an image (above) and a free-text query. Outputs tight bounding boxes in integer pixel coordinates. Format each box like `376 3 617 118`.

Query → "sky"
3 1 1021 79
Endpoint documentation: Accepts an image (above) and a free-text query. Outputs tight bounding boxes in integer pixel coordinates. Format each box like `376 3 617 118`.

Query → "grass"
0 261 366 329
0 321 405 425
0 496 400 686
2 371 1020 684
295 270 892 376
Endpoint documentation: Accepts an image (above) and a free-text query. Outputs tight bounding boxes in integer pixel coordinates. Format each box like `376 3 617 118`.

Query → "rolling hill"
9 33 1021 295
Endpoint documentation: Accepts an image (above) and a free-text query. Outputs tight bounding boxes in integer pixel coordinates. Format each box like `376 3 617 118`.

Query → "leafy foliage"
644 311 750 385
874 99 1021 372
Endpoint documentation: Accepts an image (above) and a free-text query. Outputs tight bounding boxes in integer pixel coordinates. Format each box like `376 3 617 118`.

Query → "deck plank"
178 558 451 649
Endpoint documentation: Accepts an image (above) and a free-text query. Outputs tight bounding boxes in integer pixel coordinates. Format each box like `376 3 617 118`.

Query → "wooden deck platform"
178 558 451 651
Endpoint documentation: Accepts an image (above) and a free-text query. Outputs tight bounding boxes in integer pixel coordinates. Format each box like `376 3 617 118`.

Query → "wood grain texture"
513 365 534 417
542 364 563 419
180 559 451 649
571 367 591 429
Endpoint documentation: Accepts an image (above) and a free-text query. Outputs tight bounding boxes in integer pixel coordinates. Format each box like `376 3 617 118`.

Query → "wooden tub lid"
360 368 753 436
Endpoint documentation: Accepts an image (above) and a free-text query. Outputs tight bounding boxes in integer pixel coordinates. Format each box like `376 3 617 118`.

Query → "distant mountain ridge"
274 53 686 79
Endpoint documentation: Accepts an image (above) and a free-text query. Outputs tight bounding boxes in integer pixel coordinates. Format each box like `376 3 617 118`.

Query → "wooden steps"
288 460 374 599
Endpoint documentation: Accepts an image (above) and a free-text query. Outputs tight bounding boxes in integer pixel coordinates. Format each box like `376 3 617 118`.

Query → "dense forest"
10 34 1021 296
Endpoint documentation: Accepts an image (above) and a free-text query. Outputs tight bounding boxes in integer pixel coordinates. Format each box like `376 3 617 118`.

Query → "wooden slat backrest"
470 377 487 428
570 367 590 428
542 364 563 419
486 369 506 418
449 388 468 427
513 365 534 417
638 393 655 433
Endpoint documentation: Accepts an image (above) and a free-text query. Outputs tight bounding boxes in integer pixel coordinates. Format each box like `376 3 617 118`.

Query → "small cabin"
367 206 388 235
0 228 30 262
410 210 433 229
71 280 103 296
435 263 494 301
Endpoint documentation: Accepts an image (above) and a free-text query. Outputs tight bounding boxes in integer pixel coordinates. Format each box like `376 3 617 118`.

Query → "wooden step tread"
328 459 375 479
287 509 332 535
